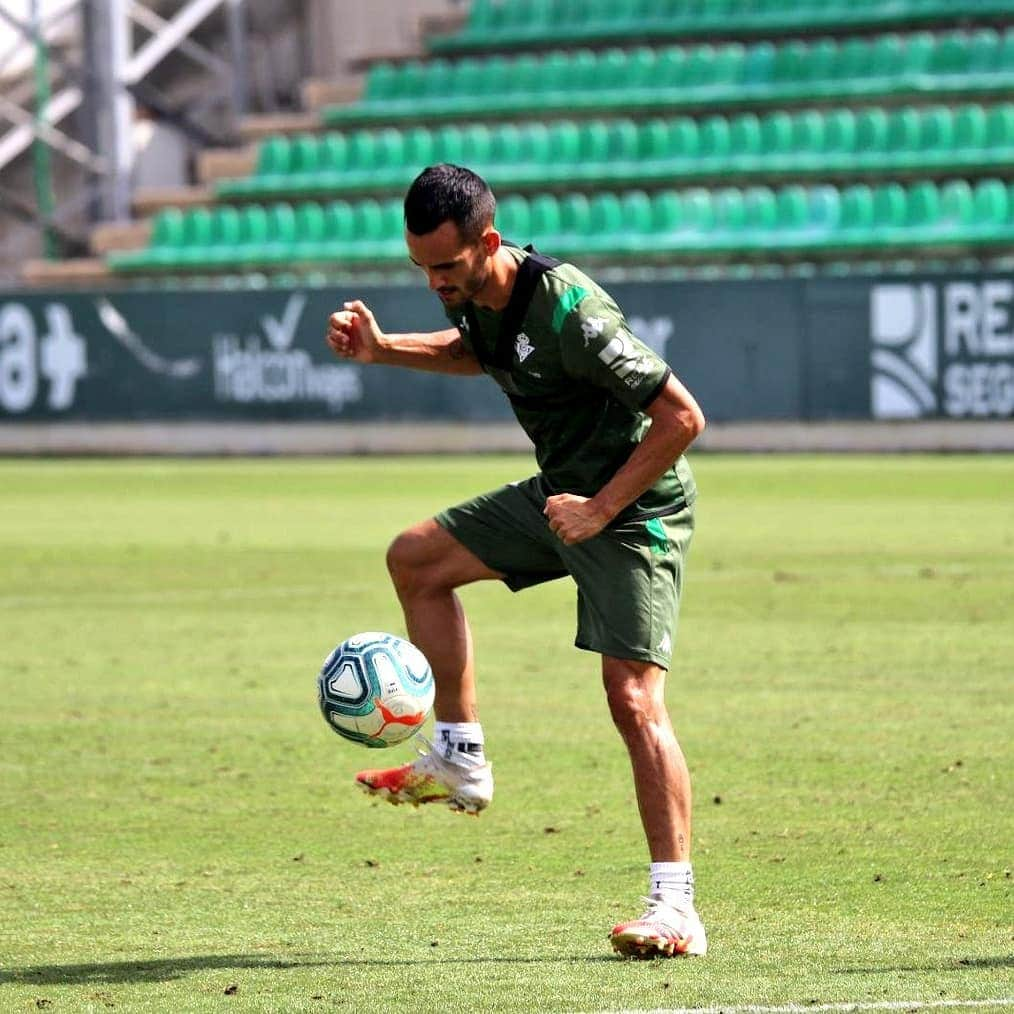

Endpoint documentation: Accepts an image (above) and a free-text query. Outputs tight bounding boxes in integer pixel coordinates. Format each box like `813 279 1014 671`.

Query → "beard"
439 260 491 308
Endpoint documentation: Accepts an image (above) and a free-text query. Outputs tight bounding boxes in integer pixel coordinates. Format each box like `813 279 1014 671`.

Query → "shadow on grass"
836 955 1014 974
2 952 616 986
1 955 326 986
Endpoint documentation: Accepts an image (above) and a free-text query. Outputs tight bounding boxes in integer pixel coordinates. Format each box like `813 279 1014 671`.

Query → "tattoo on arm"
448 338 468 361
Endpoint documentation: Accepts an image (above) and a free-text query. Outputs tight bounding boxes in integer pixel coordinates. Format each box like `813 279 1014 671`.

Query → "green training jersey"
446 246 696 520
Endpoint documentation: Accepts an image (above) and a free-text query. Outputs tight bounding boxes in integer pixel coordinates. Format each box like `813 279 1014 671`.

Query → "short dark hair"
404 164 496 243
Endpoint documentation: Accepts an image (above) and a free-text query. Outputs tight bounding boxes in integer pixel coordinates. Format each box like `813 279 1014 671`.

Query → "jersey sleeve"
444 309 474 354
558 292 671 410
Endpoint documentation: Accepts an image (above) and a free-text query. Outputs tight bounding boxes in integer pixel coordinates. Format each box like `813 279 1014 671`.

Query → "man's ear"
482 229 501 256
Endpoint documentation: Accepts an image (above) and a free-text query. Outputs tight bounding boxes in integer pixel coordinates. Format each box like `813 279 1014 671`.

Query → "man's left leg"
604 655 706 958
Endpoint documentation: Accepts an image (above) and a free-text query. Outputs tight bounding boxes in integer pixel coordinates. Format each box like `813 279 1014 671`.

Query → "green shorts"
435 476 694 669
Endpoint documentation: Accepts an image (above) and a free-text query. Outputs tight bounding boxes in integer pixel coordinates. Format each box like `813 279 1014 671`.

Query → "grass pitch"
1 454 1011 1013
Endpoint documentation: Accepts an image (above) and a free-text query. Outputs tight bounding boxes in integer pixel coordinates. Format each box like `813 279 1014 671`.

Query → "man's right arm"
327 299 483 376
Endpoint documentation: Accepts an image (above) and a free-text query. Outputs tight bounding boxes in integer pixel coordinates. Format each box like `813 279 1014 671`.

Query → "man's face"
406 220 495 309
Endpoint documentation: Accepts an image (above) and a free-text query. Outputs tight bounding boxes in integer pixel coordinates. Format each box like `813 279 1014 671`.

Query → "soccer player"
326 165 707 958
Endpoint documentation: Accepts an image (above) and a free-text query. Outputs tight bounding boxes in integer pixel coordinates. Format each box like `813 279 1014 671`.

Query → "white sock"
433 721 486 767
649 861 695 910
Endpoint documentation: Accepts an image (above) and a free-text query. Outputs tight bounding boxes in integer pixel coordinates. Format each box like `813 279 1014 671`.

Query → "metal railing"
0 0 249 257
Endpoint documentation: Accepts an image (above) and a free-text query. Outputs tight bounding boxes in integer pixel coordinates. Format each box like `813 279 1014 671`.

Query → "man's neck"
473 246 520 312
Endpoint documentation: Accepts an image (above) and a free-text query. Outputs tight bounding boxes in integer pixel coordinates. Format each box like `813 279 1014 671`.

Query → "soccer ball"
317 632 435 748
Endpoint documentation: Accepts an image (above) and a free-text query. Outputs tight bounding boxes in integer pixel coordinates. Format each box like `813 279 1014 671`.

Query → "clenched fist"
326 300 385 363
543 493 611 545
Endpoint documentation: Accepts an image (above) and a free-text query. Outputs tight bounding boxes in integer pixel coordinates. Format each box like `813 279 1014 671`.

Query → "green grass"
1 455 1011 1013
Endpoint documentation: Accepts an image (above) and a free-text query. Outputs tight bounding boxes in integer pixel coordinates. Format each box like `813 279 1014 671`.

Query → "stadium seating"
106 178 1014 273
431 0 1014 52
323 29 1014 125
217 104 1014 201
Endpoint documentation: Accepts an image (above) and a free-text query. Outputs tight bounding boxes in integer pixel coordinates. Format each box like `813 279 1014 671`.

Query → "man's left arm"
543 373 705 545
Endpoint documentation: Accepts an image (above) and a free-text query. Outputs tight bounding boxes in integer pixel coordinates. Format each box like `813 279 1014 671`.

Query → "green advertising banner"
0 274 1010 422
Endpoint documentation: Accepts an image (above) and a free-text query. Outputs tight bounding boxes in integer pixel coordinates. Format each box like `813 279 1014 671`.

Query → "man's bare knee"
602 659 667 740
387 526 441 598
386 519 501 599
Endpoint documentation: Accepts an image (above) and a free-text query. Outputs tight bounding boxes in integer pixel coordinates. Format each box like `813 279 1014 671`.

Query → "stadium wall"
1 274 1012 450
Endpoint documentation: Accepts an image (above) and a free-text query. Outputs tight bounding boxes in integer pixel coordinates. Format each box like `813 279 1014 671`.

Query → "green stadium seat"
919 106 955 152
588 192 624 240
775 186 811 232
635 119 669 163
460 124 494 164
759 110 794 155
319 134 348 172
373 128 406 170
238 204 269 246
605 120 639 162
210 205 241 250
151 208 186 249
433 125 464 165
430 0 1014 53
855 108 889 152
730 113 762 159
114 172 1014 274
256 137 289 176
620 190 654 236
954 104 988 150
452 57 485 99
742 40 775 85
714 188 747 239
403 127 434 169
972 178 1009 227
289 135 321 175
488 123 522 166
872 184 908 244
549 121 582 165
700 117 731 161
497 195 531 241
364 63 397 101
294 202 326 244
422 58 454 99
332 27 1014 127
793 109 827 157
579 121 611 163
906 181 942 233
519 122 550 167
986 104 1014 145
823 108 857 155
870 34 905 79
808 185 842 236
681 189 716 233
180 208 214 264
939 179 975 228
742 187 778 239
530 194 562 238
559 193 592 238
651 191 683 234
667 118 699 160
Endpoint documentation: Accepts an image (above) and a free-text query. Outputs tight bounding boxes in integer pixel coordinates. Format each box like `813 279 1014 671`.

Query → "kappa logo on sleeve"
581 316 608 347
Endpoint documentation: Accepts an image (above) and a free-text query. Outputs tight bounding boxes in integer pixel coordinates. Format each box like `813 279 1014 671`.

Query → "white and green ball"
317 632 434 748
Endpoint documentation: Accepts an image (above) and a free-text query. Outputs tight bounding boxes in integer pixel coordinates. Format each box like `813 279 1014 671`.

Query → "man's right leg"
385 518 504 723
355 519 502 812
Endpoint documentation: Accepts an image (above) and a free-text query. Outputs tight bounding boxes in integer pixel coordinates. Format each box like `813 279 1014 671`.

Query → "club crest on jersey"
515 333 535 362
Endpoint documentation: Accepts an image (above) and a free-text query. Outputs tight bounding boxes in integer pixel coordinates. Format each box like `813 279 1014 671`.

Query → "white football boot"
355 736 493 814
610 893 708 958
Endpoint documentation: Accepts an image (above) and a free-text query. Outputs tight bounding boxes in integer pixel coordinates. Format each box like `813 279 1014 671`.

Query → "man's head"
404 164 500 308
